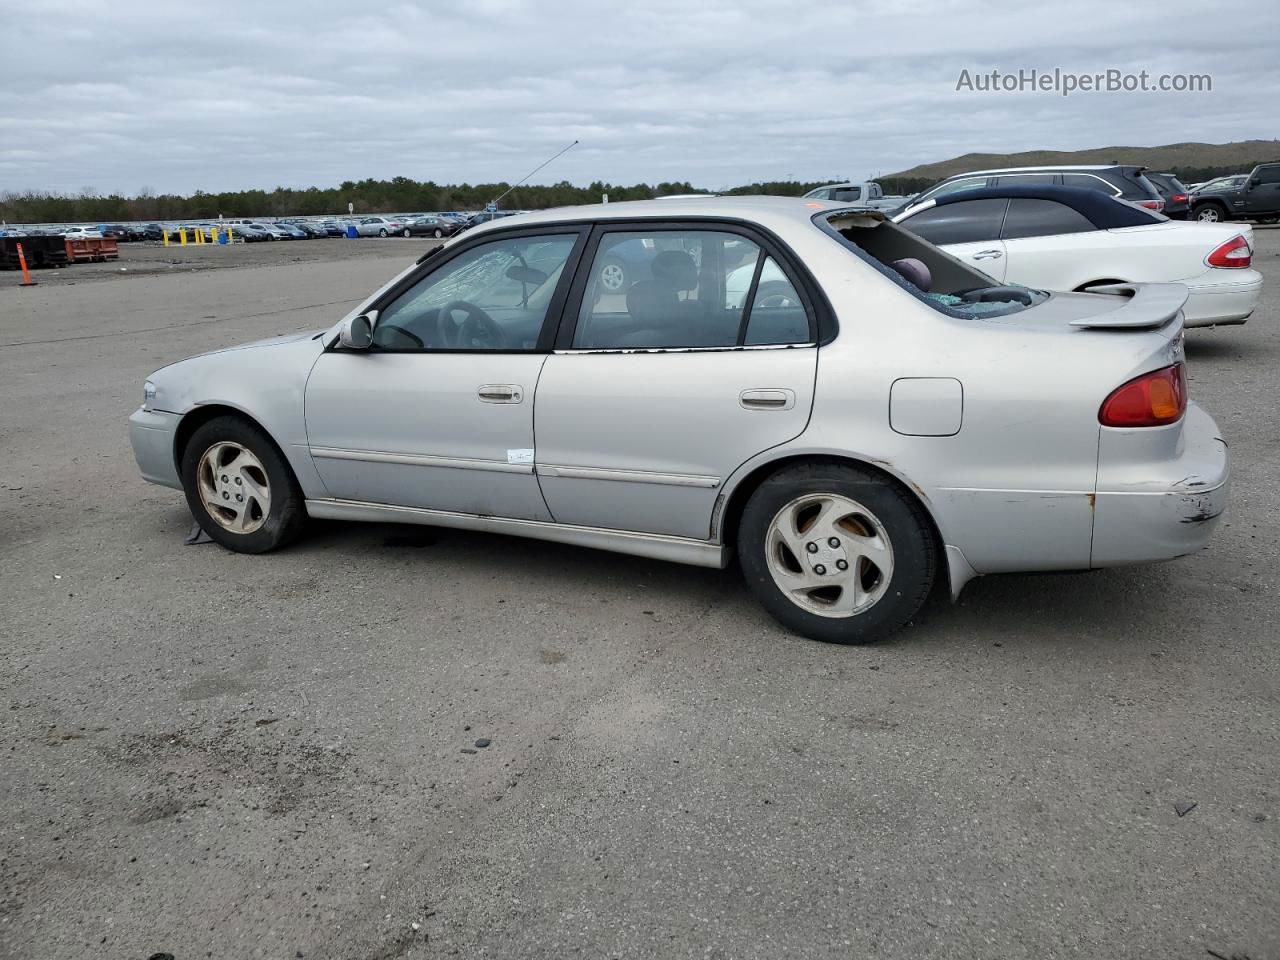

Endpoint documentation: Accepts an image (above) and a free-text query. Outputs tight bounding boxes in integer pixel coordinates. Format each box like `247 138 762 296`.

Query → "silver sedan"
129 197 1228 643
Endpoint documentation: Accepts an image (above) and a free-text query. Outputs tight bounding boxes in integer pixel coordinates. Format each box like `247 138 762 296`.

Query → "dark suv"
1142 172 1192 219
899 165 1165 215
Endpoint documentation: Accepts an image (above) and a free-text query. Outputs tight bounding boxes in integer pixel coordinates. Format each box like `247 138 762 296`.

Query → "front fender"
153 335 329 498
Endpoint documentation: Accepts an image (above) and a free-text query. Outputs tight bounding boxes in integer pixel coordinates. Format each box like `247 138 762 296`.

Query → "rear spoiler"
1071 282 1188 329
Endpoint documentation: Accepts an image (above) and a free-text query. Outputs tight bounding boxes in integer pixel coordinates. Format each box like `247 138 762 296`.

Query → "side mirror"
338 311 375 349
1248 178 1261 189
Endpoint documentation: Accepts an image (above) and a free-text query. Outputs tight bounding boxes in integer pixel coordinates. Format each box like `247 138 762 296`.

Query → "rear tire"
433 228 444 238
180 416 307 554
402 228 412 238
379 228 389 238
738 462 935 644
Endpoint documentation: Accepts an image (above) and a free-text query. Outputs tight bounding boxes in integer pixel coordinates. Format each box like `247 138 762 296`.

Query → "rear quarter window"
899 198 1009 246
1000 199 1097 239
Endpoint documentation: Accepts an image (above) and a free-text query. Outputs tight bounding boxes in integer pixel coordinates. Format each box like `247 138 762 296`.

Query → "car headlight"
142 380 158 411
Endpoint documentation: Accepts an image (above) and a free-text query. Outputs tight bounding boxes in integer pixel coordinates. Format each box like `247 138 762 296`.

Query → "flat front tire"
738 463 936 644
181 415 307 554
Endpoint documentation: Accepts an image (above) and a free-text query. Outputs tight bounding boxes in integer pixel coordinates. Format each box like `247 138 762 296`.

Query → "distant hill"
886 140 1280 183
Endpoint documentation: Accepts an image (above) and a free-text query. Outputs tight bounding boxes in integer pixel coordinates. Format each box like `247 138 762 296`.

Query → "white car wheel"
599 260 627 292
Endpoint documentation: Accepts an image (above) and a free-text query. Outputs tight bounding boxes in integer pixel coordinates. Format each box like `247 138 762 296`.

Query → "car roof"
944 164 1135 177
462 195 842 236
912 184 1160 228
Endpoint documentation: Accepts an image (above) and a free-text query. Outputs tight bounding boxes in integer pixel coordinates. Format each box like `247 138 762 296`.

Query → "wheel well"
1192 199 1226 211
718 452 946 565
172 404 276 472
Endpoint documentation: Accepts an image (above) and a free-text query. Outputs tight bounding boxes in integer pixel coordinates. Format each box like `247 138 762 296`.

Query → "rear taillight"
1172 193 1189 204
1099 363 1187 427
1206 234 1252 269
1136 198 1165 212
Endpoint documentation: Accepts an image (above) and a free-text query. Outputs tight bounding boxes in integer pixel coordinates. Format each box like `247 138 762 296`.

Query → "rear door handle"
972 249 1003 260
740 388 795 411
478 384 523 403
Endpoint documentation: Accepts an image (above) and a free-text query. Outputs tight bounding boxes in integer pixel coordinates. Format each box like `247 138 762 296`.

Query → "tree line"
0 163 1248 224
0 176 936 224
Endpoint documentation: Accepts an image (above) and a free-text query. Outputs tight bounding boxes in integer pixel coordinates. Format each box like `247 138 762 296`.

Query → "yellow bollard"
178 227 187 245
226 225 233 243
162 229 169 247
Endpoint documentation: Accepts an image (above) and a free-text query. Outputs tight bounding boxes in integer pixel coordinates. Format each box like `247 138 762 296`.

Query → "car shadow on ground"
224 513 1177 654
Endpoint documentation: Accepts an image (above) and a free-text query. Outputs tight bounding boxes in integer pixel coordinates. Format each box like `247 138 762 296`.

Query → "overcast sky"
2 0 1276 195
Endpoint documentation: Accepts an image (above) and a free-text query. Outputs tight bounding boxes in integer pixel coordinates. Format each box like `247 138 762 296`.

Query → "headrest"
651 250 699 291
891 257 931 292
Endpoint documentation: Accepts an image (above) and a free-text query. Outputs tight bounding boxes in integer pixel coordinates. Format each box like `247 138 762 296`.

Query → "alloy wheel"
599 262 626 292
196 441 271 534
764 493 894 618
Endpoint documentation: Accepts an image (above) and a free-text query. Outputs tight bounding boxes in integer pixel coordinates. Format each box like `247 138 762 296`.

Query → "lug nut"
221 475 228 482
806 542 818 553
836 559 849 571
234 477 242 485
235 494 243 502
222 491 230 499
828 537 840 548
814 564 827 575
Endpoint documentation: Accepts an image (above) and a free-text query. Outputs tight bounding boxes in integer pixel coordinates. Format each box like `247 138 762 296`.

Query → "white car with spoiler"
128 196 1228 644
893 184 1261 326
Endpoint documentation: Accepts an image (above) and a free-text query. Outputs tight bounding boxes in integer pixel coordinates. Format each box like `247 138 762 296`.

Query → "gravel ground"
1 230 1277 960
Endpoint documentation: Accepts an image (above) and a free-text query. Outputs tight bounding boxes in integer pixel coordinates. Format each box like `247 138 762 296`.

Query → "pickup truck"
802 180 908 212
1191 162 1280 224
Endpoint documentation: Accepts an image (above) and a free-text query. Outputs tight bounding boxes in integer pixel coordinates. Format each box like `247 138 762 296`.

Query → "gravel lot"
2 231 1278 960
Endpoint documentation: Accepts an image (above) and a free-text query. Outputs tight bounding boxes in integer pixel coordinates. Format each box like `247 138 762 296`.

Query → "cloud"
0 0 1275 194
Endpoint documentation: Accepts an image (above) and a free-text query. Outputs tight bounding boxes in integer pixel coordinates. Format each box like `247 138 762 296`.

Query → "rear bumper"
1181 269 1262 326
1091 403 1229 567
128 407 183 490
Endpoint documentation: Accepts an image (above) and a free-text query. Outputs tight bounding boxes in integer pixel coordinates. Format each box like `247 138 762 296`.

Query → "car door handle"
972 249 1003 260
740 388 795 411
478 384 523 403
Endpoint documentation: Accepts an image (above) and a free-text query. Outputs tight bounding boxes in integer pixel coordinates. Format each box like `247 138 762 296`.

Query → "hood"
204 329 323 355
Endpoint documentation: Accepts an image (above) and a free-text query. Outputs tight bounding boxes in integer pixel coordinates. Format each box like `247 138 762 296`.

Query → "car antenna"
416 139 580 265
488 139 579 211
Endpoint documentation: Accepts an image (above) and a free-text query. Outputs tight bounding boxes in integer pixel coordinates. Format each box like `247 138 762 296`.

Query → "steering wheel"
438 300 505 349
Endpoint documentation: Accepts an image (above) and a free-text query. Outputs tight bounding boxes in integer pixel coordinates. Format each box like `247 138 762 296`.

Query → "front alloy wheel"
181 415 306 553
1195 205 1223 222
197 441 271 534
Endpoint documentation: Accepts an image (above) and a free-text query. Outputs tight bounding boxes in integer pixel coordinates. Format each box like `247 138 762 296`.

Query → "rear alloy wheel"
379 228 389 237
433 228 444 238
738 463 935 644
181 416 306 554
1195 204 1224 223
402 228 412 238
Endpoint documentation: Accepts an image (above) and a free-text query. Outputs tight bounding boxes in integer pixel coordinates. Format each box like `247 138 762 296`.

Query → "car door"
897 198 1009 282
996 198 1105 288
532 223 819 540
1244 165 1280 215
303 226 587 520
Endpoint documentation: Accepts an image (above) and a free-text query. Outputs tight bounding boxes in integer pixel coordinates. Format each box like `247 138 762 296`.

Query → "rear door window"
1061 173 1118 196
572 229 811 349
899 198 1009 245
1000 199 1097 239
